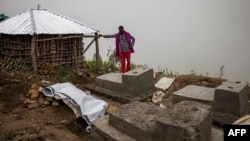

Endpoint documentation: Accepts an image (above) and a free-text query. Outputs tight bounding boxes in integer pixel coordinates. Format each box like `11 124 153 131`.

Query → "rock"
152 91 166 104
61 120 67 124
31 92 39 100
28 102 39 109
54 95 61 100
37 97 44 106
159 103 166 108
41 80 51 84
200 81 211 87
43 100 50 105
51 101 60 107
24 98 37 104
45 97 53 102
46 121 55 125
13 114 23 120
31 83 39 89
28 89 39 100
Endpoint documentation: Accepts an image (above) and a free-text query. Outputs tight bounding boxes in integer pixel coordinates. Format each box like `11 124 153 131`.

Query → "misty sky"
1 0 250 82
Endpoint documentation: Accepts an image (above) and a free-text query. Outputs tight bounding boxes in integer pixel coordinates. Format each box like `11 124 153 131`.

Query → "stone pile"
37 62 55 76
24 83 60 109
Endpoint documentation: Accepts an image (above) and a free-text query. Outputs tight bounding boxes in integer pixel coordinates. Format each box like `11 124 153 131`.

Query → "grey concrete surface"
94 68 154 98
95 73 122 92
91 115 136 141
109 101 162 141
109 101 211 141
122 67 154 97
213 81 249 116
91 116 223 141
211 128 223 141
173 85 215 105
155 101 212 141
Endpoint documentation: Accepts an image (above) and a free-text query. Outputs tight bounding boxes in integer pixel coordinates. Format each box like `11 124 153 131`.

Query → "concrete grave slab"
91 115 136 141
95 72 122 92
91 100 223 141
109 101 163 141
86 68 154 102
92 115 222 141
173 85 215 105
122 67 154 97
108 101 211 141
211 128 223 141
213 81 249 116
155 101 212 141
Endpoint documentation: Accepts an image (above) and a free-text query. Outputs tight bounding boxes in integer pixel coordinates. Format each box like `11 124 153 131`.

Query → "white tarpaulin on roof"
0 9 98 35
42 82 108 132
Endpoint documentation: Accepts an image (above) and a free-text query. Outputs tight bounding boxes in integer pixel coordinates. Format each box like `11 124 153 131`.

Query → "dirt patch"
159 74 225 95
0 70 91 141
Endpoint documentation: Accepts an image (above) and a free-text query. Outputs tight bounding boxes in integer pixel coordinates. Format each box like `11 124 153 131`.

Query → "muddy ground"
0 69 248 141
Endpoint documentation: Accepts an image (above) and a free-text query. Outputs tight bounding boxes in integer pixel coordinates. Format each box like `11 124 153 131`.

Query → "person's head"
118 25 124 34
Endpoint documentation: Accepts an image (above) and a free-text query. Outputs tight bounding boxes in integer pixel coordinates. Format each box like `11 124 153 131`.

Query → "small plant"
175 72 179 76
82 53 104 73
169 71 173 77
132 64 147 70
206 72 209 76
105 47 120 71
56 67 77 82
83 48 120 73
19 65 31 72
190 70 196 75
218 65 225 79
157 66 176 77
83 59 97 73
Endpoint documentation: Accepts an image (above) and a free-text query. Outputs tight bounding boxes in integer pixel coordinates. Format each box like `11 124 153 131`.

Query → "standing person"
100 26 135 73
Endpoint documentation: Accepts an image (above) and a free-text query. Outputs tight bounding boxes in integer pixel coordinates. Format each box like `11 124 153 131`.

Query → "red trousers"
120 50 131 73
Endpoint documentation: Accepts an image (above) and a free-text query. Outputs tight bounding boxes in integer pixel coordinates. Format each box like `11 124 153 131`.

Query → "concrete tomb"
173 85 215 105
91 101 213 141
90 67 154 102
212 81 249 116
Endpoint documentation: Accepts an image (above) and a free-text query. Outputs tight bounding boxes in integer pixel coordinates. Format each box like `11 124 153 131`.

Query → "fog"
1 0 250 82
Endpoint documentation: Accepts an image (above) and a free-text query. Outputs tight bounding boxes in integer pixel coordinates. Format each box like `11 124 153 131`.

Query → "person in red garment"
100 26 135 73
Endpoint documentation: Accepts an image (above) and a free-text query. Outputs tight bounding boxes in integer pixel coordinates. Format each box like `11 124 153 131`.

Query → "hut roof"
0 8 99 35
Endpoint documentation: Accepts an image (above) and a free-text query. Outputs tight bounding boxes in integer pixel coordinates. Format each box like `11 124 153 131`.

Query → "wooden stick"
1 40 30 45
31 35 38 74
95 32 100 73
34 35 82 41
73 39 79 74
83 38 95 55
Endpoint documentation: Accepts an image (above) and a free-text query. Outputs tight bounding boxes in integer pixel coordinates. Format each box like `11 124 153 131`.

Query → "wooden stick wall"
1 34 84 69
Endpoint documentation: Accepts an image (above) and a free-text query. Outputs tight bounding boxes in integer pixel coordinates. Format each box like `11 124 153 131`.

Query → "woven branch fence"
1 34 85 73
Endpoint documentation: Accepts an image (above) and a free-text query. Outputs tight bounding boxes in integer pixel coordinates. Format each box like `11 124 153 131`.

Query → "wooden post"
95 32 100 73
73 39 79 74
31 35 38 74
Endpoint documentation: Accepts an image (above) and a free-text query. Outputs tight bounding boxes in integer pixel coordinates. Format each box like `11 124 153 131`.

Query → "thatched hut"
0 8 99 73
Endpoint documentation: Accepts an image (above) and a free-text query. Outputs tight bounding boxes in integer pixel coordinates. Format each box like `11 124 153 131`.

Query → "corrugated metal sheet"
0 9 99 35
